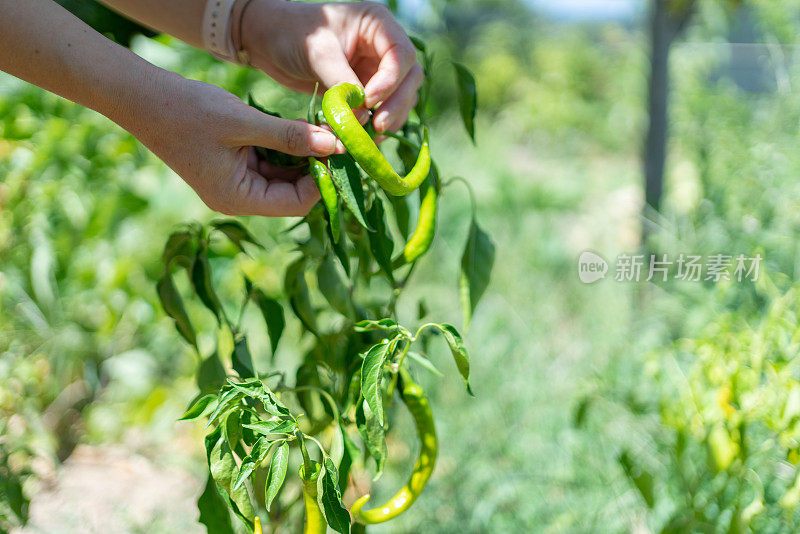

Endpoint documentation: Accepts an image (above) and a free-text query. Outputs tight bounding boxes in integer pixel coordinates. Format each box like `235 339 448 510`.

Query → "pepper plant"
157 38 494 533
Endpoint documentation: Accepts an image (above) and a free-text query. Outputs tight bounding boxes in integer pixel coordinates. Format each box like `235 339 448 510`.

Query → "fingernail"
311 131 336 155
335 140 346 154
373 112 388 133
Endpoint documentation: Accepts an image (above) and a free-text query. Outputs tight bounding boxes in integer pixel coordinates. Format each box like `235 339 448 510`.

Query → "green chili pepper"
351 369 437 523
309 157 341 243
396 179 437 265
322 83 431 197
299 462 326 534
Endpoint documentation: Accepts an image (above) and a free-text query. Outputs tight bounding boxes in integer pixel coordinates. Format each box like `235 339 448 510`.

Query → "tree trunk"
643 0 673 215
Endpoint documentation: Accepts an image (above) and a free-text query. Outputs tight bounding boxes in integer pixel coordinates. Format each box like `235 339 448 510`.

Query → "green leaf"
211 219 262 252
453 62 477 142
360 340 392 427
619 451 655 508
319 458 351 533
197 472 235 534
365 198 395 283
328 153 371 231
434 324 473 395
179 393 217 421
265 441 289 511
233 438 272 491
284 258 318 336
243 419 297 436
226 379 291 418
156 272 197 348
355 399 386 479
232 336 255 379
192 247 225 323
406 351 443 377
206 426 256 523
162 230 196 267
354 318 407 335
409 35 427 53
205 389 243 428
251 289 285 356
459 218 495 328
224 411 242 453
328 217 351 277
337 422 358 494
197 351 227 394
308 83 319 124
317 255 351 316
387 190 410 239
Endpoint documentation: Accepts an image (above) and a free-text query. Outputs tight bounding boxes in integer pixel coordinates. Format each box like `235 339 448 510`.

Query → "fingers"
372 63 423 133
361 5 417 108
229 169 321 217
307 38 362 90
234 108 339 157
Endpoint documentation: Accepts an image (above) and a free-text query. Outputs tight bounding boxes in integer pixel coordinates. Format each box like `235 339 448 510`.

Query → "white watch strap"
202 0 238 62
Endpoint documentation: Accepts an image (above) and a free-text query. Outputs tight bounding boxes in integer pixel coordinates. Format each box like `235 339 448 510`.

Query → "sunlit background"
4 0 800 532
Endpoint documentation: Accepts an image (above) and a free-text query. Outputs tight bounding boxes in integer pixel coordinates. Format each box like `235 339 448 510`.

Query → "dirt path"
17 445 203 534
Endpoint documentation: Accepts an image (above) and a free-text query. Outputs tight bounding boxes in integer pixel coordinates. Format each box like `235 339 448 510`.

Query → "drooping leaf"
156 272 197 348
453 62 477 142
434 324 473 395
307 83 319 124
619 451 655 508
355 399 387 479
192 247 225 323
179 393 217 421
211 219 262 252
319 458 351 533
231 336 255 379
328 153 371 231
265 441 289 511
406 351 444 377
251 289 285 356
197 351 227 394
197 472 235 534
233 438 272 491
459 218 495 328
284 258 318 336
360 340 392 427
162 230 196 268
317 255 351 316
388 190 411 240
206 427 256 523
365 199 395 283
327 215 351 277
409 35 427 53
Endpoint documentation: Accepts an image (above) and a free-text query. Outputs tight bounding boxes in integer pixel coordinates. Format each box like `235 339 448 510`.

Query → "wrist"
240 0 296 62
103 62 185 140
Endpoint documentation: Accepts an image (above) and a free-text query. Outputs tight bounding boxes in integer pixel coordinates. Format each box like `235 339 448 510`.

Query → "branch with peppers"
158 37 495 533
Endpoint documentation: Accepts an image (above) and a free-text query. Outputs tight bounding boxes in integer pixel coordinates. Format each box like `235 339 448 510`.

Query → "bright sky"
530 0 641 21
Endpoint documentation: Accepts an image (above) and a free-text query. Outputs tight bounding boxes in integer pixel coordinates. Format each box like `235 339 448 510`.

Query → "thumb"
234 107 339 157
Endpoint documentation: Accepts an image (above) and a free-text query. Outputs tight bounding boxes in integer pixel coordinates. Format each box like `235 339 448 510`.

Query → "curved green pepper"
322 83 430 197
309 157 340 243
351 369 437 523
299 462 326 534
398 179 437 265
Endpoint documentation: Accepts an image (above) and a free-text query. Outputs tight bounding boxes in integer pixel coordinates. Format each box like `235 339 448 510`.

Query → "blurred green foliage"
5 0 800 532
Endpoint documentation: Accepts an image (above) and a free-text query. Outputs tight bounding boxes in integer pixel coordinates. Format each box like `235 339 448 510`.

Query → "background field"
4 1 800 532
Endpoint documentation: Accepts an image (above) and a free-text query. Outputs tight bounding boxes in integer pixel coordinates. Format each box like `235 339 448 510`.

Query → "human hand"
241 0 423 134
121 70 342 216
